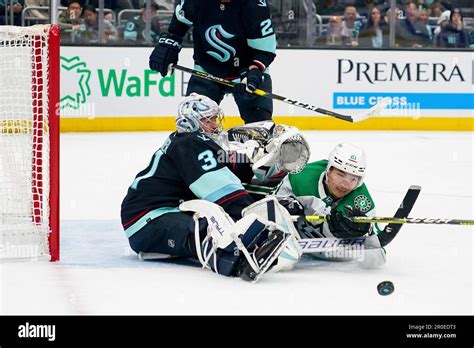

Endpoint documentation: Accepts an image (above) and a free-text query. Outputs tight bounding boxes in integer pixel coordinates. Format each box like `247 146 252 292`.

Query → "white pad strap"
242 196 303 271
242 196 300 240
180 200 235 248
180 200 261 274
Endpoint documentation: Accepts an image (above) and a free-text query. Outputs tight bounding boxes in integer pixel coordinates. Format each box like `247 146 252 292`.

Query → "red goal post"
0 25 60 261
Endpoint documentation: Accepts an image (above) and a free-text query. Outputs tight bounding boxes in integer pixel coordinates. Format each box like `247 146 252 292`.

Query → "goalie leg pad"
180 199 301 280
356 235 387 269
201 217 270 276
308 234 387 269
180 200 280 277
242 196 299 238
242 196 303 273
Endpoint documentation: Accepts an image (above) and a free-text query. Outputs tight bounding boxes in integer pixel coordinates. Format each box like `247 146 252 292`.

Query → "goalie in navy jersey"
120 94 309 282
149 0 277 124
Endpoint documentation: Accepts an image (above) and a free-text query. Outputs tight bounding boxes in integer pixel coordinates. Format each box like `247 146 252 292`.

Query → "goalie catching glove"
246 124 311 179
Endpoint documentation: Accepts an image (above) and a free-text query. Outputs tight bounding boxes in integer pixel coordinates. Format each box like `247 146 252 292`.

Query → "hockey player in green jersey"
274 143 386 268
275 142 376 239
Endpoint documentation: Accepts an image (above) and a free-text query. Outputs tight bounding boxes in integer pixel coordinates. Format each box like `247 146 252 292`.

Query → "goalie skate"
240 230 292 283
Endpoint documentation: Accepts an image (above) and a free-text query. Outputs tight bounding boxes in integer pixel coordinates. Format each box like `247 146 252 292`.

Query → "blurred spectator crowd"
0 0 472 48
309 0 473 48
0 0 175 44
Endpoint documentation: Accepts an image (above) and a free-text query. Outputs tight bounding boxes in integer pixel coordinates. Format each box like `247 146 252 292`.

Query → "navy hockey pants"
128 212 205 259
127 211 261 277
186 73 273 123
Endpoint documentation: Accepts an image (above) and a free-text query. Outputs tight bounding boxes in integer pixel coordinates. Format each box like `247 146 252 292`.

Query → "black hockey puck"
377 281 394 296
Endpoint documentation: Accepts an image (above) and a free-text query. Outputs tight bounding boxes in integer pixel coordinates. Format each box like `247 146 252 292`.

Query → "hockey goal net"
0 25 60 261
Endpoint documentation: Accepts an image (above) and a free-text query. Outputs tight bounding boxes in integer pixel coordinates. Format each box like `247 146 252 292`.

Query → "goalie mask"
326 143 366 187
176 93 224 134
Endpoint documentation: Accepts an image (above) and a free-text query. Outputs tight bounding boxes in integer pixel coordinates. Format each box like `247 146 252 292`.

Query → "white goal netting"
0 25 57 260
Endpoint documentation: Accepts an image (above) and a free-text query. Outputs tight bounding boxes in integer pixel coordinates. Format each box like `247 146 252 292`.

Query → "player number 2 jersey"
168 0 277 78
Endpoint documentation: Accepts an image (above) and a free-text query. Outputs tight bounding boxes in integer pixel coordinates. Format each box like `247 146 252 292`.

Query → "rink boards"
59 47 473 131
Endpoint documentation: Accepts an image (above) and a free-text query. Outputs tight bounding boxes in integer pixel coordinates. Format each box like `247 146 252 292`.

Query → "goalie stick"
171 64 390 123
299 236 375 253
298 185 422 252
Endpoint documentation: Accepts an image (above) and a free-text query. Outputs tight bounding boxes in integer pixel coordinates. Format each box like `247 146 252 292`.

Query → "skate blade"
250 233 291 284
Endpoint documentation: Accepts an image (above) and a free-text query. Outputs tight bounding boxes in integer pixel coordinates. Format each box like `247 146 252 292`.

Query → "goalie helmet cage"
0 25 60 261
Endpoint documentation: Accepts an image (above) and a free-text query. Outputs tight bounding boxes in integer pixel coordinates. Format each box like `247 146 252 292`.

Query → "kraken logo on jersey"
205 25 236 63
354 195 372 213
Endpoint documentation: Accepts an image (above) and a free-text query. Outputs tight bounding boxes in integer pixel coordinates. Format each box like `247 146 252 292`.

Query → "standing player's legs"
235 73 273 123
186 75 226 104
128 212 206 258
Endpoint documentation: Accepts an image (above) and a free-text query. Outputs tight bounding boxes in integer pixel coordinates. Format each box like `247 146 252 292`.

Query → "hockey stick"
172 64 389 123
377 185 420 247
302 216 474 226
295 185 473 226
299 185 422 252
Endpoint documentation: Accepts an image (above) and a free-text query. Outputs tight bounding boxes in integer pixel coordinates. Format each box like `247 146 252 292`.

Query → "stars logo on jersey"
354 195 372 213
322 196 333 207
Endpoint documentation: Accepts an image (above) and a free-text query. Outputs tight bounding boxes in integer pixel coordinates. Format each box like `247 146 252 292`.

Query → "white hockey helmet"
176 93 224 134
326 143 366 187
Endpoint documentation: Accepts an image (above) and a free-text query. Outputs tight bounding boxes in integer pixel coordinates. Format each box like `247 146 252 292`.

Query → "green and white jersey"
274 160 379 237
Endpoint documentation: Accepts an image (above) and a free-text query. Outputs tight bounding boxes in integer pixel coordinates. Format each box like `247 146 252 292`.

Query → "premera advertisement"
60 47 473 131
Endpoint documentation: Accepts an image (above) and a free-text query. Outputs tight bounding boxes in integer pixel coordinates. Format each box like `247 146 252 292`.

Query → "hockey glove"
246 67 263 92
149 32 183 77
326 206 371 239
295 216 325 239
277 196 304 216
232 68 263 102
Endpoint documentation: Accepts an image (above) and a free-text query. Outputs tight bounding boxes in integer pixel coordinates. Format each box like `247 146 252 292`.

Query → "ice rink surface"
1 130 472 315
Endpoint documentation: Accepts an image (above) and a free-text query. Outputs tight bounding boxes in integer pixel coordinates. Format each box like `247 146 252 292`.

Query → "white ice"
1 130 473 315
